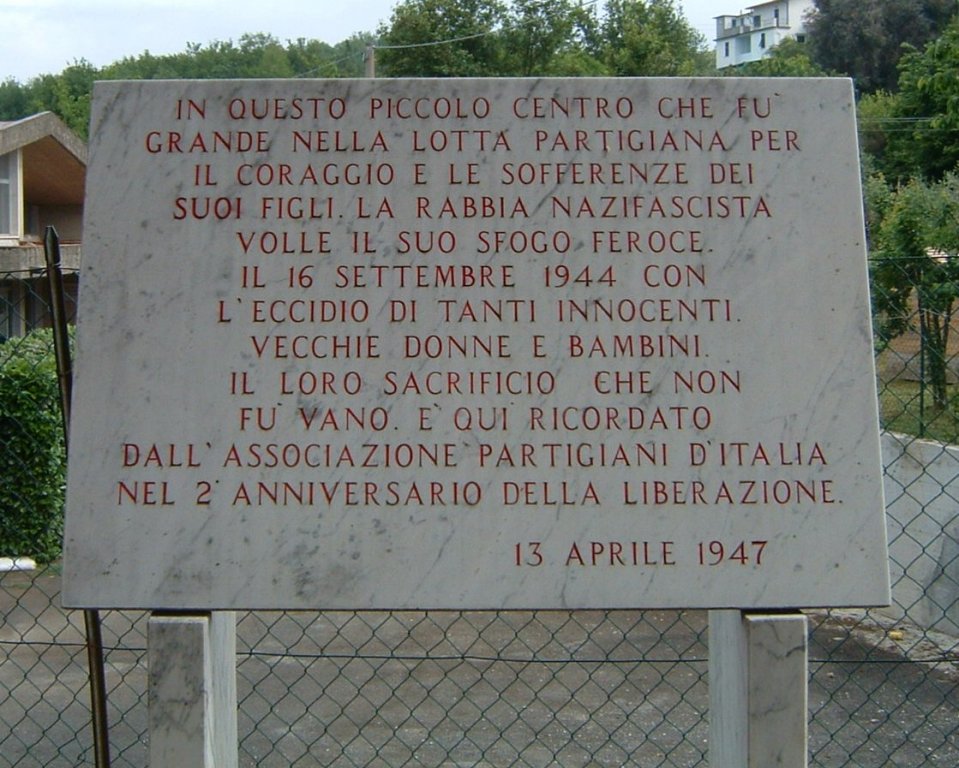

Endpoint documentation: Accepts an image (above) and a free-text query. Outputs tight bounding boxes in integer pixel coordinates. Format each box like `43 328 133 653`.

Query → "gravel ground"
2 567 957 767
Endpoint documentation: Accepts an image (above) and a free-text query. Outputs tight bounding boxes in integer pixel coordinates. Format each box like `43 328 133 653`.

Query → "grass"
879 379 959 444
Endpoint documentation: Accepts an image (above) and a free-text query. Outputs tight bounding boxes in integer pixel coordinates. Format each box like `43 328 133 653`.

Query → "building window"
760 33 767 49
0 285 16 340
0 152 17 237
724 42 730 57
753 15 761 27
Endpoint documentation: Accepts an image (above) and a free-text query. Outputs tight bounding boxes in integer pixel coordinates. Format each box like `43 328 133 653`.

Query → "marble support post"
709 610 808 767
148 612 238 768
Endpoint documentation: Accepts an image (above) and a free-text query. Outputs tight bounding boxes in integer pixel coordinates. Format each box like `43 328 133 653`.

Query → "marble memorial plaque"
62 78 889 610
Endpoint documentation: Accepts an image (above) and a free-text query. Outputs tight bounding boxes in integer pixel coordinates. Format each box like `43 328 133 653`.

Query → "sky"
0 0 722 83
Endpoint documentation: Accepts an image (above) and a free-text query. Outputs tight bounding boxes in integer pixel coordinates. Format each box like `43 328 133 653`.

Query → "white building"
715 0 814 69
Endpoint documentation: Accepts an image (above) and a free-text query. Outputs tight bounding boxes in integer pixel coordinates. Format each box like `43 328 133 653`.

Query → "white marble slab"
148 613 237 768
746 614 809 767
709 611 808 767
62 78 889 610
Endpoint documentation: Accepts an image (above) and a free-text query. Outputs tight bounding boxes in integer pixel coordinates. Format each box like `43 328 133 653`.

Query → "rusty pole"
44 226 112 768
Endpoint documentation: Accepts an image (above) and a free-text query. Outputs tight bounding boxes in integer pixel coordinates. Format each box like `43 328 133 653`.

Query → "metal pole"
43 226 112 768
43 228 72 439
918 298 926 437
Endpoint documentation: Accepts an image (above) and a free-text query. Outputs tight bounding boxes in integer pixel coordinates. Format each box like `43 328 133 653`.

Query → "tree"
871 176 959 416
499 0 602 76
862 165 894 248
596 0 710 76
724 38 825 77
376 0 507 77
885 18 959 181
0 79 29 121
330 35 378 77
167 34 297 79
25 61 97 138
856 90 901 173
286 34 372 78
806 0 956 93
101 50 187 80
375 0 709 77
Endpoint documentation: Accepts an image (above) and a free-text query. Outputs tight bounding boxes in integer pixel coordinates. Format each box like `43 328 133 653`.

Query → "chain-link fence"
2 267 958 767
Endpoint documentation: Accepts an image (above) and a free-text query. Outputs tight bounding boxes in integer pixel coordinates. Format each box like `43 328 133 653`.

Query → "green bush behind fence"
0 328 66 563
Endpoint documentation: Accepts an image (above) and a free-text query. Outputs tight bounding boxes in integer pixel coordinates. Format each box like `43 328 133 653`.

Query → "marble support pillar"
148 612 238 768
709 610 808 767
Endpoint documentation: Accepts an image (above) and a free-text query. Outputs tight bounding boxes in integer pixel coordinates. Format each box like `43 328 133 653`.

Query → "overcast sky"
0 0 722 83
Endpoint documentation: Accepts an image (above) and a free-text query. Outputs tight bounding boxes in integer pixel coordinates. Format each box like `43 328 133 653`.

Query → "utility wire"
373 31 493 51
291 28 495 76
295 49 367 77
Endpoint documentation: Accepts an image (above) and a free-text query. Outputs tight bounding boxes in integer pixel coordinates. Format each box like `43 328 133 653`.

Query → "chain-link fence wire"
1 269 958 767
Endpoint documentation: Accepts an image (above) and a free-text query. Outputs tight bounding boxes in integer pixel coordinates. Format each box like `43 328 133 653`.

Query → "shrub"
0 329 66 563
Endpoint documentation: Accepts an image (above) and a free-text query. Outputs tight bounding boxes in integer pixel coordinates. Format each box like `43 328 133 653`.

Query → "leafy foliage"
26 62 98 138
0 78 30 118
499 0 601 76
723 38 826 77
376 0 507 76
806 0 956 93
885 18 959 181
0 330 67 562
871 176 959 409
375 0 708 77
596 0 709 76
856 90 901 170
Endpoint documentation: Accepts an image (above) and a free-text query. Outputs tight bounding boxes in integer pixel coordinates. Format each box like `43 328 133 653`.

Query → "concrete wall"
882 432 959 637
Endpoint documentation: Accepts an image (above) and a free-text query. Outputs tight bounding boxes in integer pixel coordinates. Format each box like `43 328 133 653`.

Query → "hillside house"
715 0 814 69
0 112 86 339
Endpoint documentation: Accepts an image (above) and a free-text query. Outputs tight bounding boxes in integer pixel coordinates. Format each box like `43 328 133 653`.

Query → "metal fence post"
44 225 112 768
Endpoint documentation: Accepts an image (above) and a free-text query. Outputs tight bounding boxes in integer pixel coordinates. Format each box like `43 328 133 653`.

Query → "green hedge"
0 329 66 563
